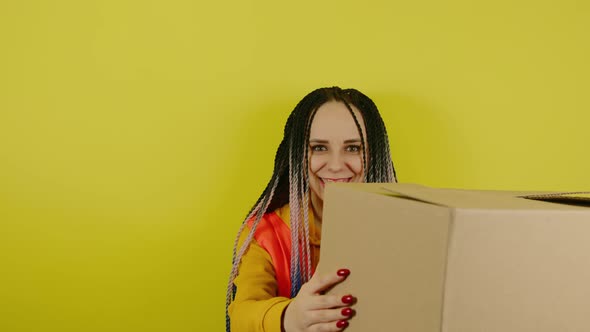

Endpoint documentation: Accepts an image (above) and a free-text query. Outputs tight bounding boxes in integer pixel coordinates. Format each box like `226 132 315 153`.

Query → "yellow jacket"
228 204 321 332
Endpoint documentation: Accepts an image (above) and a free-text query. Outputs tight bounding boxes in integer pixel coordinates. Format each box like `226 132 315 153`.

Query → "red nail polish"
341 295 354 304
336 320 349 329
341 307 353 316
337 269 350 277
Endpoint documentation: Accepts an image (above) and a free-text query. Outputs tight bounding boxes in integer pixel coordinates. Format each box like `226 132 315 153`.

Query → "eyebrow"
344 139 362 144
309 139 362 143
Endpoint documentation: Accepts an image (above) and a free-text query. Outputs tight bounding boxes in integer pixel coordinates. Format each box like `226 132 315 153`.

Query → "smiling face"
307 101 366 210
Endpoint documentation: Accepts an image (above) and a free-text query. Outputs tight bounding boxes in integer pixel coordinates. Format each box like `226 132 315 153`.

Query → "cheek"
346 156 364 175
308 155 325 173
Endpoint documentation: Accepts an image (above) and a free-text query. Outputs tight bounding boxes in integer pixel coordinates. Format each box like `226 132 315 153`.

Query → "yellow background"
1 0 589 331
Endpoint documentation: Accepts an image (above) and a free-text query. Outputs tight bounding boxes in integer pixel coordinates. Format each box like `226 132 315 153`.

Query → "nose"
327 151 344 172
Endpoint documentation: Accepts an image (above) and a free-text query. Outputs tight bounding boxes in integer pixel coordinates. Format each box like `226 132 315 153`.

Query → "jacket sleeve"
228 228 293 332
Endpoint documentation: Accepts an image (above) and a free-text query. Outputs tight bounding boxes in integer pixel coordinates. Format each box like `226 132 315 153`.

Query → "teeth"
323 178 350 183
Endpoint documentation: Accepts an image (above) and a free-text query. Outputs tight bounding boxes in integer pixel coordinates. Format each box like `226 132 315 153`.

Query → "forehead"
309 101 365 138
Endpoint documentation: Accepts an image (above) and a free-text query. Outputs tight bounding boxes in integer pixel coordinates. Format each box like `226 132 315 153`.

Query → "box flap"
379 183 590 210
519 192 590 206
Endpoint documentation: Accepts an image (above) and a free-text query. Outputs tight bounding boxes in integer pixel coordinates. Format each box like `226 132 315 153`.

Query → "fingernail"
341 307 353 317
336 320 349 329
337 269 350 277
341 295 354 304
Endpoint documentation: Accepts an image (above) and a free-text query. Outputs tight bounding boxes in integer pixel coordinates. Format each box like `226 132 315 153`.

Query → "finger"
302 268 350 295
307 294 355 311
307 307 356 324
309 319 350 332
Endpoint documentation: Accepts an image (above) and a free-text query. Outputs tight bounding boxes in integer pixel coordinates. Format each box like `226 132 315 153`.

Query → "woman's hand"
282 268 355 332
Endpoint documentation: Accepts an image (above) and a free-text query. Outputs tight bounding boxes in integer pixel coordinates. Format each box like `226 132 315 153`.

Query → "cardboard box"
318 183 590 332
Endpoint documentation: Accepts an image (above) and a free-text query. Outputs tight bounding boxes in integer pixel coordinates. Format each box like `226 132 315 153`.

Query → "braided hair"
226 87 397 331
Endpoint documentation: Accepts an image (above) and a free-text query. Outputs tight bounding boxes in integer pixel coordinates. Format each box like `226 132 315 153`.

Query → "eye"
345 145 361 153
310 145 327 152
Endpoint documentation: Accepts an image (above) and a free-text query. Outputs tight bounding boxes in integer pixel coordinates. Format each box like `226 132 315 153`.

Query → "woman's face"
307 101 366 206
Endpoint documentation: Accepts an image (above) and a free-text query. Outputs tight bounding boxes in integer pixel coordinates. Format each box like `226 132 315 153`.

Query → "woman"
227 87 397 332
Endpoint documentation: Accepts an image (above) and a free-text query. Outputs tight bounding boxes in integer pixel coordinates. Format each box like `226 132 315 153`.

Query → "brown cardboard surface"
318 184 451 332
318 183 590 332
444 209 590 331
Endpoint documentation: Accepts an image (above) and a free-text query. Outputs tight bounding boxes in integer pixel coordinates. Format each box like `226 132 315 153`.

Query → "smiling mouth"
320 178 352 187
